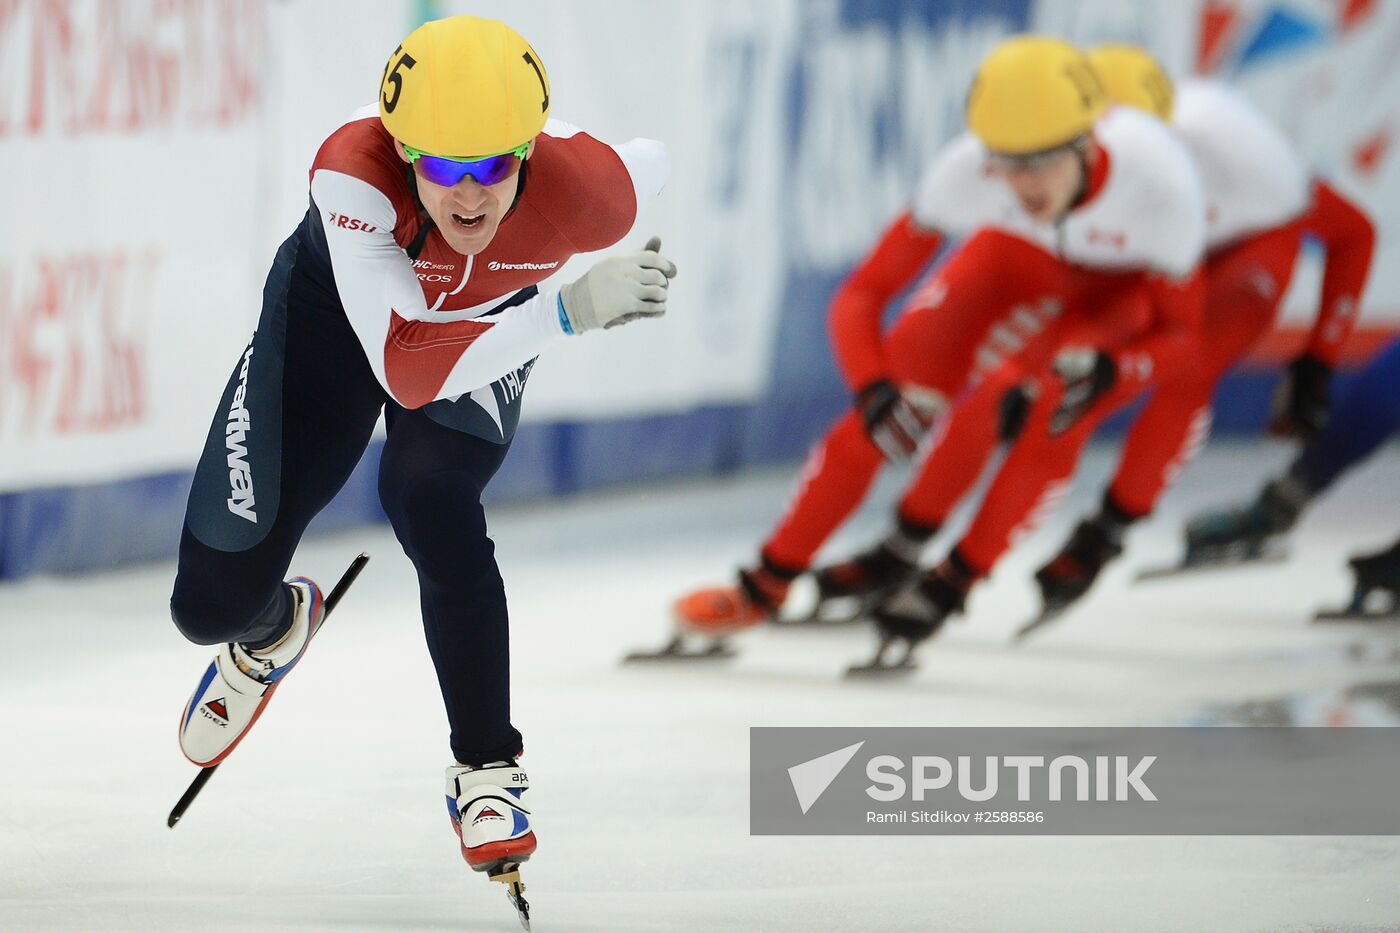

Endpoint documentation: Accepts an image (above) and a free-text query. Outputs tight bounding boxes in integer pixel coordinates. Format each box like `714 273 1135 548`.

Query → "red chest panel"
402 207 573 313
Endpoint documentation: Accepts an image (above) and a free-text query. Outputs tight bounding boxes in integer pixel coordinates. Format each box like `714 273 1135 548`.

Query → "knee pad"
170 593 243 646
170 577 285 646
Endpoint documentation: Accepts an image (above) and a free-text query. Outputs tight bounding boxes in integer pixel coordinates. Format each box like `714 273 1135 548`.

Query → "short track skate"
844 636 918 678
1013 601 1073 642
1135 541 1290 582
167 552 369 828
622 631 737 663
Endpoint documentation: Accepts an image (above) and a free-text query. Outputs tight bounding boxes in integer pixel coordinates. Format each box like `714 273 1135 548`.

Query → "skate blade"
1013 606 1067 643
1317 584 1400 623
1314 591 1400 623
487 864 530 931
622 634 736 663
1314 609 1400 624
844 638 917 679
1135 544 1290 582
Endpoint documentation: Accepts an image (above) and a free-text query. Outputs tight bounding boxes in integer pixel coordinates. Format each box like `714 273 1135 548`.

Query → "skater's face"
397 139 534 256
987 144 1087 223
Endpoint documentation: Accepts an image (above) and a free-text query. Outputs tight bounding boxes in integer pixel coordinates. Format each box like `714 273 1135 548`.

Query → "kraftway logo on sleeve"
486 260 559 272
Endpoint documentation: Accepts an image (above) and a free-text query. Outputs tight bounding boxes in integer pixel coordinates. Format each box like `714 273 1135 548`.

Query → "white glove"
559 236 678 334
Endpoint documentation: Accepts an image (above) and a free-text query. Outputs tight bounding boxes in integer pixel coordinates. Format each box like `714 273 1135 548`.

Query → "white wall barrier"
1 0 1395 576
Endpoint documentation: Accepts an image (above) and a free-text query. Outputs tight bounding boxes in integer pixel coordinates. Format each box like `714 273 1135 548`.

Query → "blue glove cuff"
556 294 575 336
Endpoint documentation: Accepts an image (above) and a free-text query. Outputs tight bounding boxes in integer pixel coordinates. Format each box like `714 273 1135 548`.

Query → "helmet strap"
1068 136 1092 212
403 166 437 260
503 154 529 221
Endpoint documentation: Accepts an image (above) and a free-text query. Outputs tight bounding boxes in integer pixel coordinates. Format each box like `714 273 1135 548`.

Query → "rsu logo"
326 212 377 233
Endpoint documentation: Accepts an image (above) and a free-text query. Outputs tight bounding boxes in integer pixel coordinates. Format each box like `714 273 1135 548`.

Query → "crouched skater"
169 16 674 926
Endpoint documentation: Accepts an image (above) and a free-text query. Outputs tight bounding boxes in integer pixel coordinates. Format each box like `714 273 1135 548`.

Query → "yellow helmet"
1088 44 1174 121
966 35 1107 155
379 16 551 157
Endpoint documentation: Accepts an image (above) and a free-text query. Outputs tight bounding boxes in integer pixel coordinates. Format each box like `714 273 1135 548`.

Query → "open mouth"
452 212 487 229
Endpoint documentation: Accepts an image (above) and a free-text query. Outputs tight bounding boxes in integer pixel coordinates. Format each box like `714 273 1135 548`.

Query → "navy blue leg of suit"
170 213 523 766
377 405 523 765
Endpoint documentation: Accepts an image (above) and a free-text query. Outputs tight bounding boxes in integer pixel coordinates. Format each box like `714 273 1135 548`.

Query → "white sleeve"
910 133 1009 236
1143 149 1208 280
309 169 567 409
614 137 670 218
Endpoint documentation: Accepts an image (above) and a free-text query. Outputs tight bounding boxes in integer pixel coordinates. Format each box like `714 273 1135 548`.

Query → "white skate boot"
447 761 535 927
178 577 325 767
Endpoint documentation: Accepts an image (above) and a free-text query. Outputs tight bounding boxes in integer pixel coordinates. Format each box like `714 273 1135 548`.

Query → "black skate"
1315 538 1400 622
846 559 970 678
1137 476 1306 581
1017 518 1124 641
783 543 918 627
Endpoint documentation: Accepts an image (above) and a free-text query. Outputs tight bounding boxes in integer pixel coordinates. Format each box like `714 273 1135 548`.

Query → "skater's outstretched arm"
827 210 943 392
1269 180 1377 439
1299 180 1376 368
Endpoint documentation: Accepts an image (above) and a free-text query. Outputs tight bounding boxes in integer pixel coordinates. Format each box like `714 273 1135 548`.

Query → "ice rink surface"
3 441 1400 932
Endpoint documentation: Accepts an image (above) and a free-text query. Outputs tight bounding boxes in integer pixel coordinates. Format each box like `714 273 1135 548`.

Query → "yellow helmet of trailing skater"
379 15 551 157
966 35 1107 155
1088 44 1174 121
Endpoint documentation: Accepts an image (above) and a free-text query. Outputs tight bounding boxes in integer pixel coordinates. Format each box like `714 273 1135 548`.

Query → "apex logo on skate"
200 697 229 726
473 807 505 824
225 343 257 524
